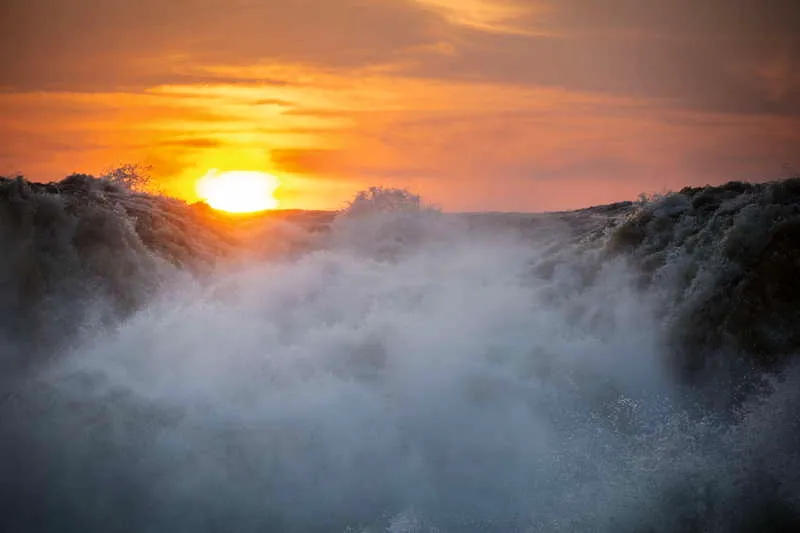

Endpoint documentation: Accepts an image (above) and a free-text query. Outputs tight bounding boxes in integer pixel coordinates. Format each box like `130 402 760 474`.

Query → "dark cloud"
159 137 223 149
1 0 797 116
0 0 442 91
528 0 800 38
271 148 344 175
407 0 800 115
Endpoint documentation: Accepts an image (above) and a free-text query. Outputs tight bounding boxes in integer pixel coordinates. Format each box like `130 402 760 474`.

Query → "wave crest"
1 175 799 532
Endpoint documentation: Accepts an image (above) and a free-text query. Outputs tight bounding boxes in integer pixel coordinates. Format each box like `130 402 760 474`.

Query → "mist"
1 177 799 532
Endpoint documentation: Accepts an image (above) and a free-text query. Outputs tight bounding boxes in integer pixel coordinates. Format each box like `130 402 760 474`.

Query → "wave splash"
1 176 799 532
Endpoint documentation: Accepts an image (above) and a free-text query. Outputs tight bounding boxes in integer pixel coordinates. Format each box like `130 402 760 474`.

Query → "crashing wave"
0 174 236 375
1 174 799 532
605 179 800 383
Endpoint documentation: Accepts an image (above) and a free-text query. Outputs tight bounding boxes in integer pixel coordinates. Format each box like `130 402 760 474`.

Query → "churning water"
1 177 799 532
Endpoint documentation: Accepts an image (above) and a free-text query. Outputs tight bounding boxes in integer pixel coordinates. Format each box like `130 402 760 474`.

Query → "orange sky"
1 0 798 211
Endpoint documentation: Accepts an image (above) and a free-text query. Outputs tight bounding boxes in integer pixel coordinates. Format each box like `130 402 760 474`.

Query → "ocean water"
1 176 799 532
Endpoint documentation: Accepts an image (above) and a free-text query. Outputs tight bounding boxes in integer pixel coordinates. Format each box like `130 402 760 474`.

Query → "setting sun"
196 170 280 213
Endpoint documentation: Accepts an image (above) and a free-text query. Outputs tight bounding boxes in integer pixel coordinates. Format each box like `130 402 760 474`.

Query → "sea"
1 174 799 532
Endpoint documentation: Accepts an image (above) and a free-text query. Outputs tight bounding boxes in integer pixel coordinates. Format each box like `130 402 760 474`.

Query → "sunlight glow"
196 169 279 213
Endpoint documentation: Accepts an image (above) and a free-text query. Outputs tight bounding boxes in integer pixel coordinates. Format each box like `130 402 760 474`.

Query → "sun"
196 169 280 213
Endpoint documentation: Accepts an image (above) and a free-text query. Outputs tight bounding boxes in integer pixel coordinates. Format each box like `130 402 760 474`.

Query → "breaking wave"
1 175 799 532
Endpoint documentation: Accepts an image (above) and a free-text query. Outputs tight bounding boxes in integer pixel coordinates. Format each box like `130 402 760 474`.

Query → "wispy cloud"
413 0 544 35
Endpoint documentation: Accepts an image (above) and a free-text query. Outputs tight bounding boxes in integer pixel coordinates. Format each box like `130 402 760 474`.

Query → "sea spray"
1 177 799 532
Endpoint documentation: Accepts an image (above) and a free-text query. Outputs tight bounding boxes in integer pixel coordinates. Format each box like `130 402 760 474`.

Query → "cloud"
160 138 224 150
412 0 540 34
253 99 294 108
528 0 800 38
2 0 798 209
271 148 344 175
0 0 442 91
405 0 800 115
2 0 797 117
270 102 800 211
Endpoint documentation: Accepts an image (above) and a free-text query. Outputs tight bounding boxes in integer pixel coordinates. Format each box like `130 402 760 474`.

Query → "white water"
2 186 799 532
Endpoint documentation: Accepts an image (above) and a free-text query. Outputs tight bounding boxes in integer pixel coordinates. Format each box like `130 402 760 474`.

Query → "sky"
1 0 798 211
